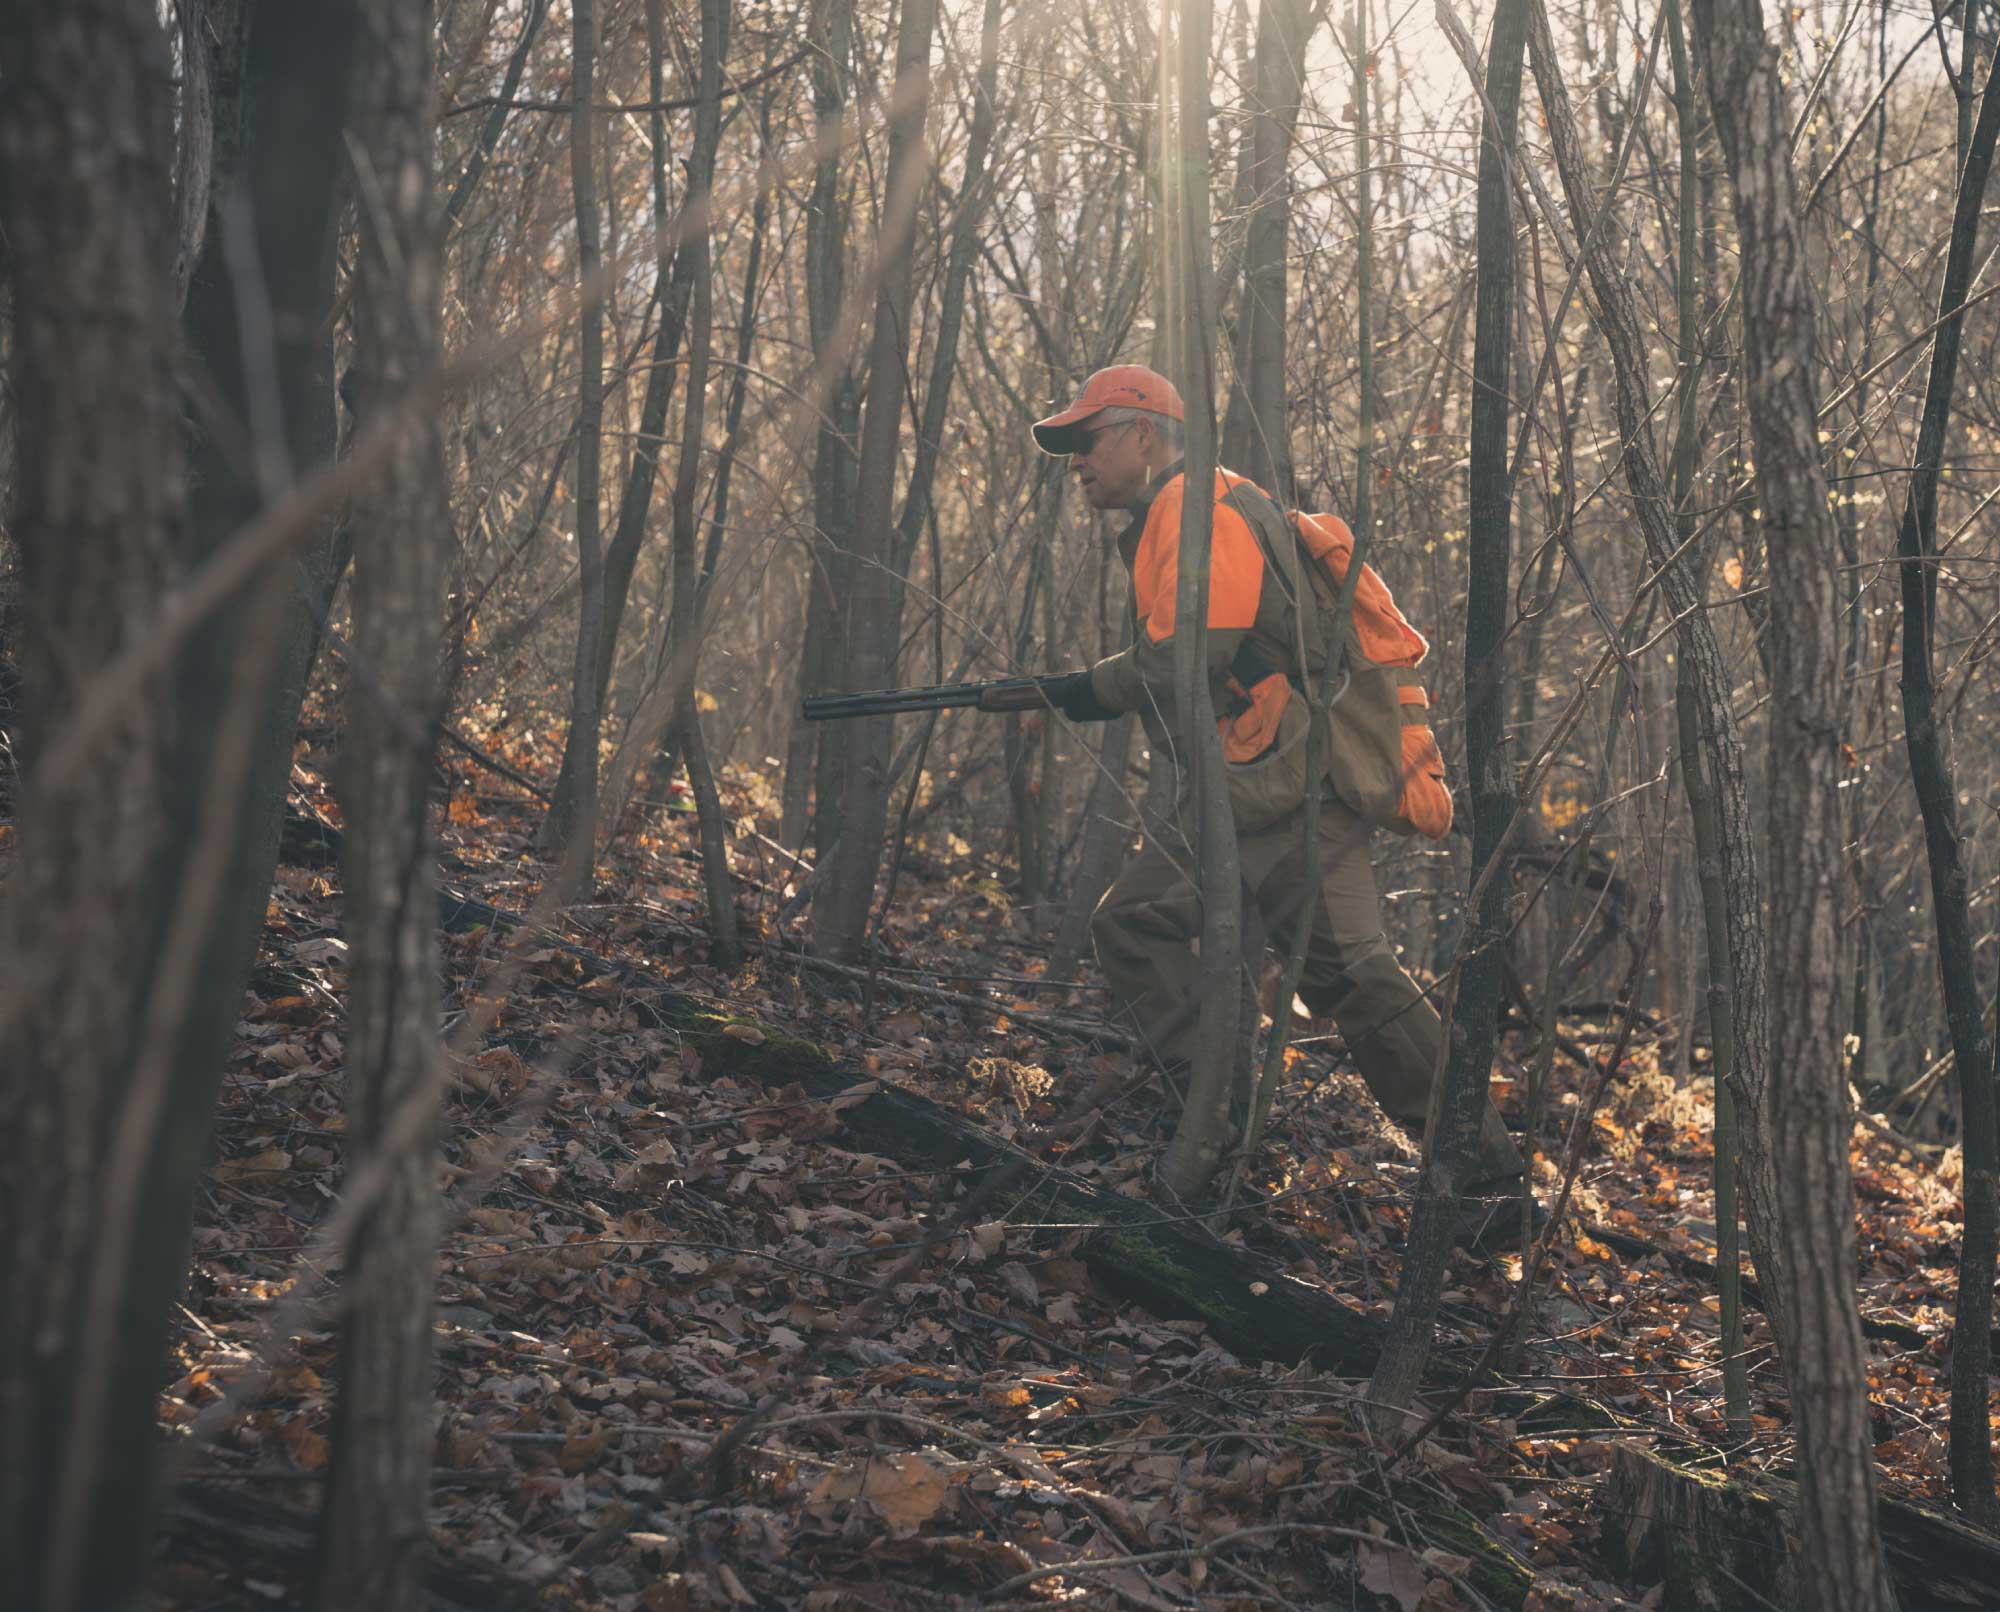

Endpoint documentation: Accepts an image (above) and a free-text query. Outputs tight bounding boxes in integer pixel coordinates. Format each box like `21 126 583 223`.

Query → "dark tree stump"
1601 1441 2000 1611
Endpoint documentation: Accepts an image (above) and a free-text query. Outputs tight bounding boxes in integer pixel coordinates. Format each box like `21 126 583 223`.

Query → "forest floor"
149 725 1979 1612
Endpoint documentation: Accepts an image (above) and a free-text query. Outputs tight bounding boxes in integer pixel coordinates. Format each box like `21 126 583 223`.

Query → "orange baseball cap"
1032 364 1185 454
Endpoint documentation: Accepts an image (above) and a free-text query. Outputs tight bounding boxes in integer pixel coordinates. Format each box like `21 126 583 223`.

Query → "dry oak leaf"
808 1448 958 1533
280 1418 329 1471
558 1424 616 1471
1358 1542 1429 1612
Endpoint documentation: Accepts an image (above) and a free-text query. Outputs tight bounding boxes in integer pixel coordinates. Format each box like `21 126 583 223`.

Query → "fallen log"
274 824 1551 1604
427 881 1390 1373
265 818 1508 1385
164 1483 534 1610
1600 1441 2000 1611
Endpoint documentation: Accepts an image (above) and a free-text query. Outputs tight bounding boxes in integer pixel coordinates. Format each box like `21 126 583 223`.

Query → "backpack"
1290 511 1454 839
1219 488 1453 841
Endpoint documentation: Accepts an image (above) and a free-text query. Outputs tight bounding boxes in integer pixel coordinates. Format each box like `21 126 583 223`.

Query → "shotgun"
801 673 1076 722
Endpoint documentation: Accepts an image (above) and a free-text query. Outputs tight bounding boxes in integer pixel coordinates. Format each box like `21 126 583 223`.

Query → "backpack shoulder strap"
1218 478 1323 664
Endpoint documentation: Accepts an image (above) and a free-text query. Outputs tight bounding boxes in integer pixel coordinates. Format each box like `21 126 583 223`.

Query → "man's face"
1068 412 1153 510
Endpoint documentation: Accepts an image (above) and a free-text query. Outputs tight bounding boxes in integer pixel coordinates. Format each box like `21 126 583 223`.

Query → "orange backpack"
1288 511 1453 840
1220 490 1453 841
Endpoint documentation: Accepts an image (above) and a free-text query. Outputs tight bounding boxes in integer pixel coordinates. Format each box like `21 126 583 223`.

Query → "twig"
764 940 1134 1046
440 724 553 803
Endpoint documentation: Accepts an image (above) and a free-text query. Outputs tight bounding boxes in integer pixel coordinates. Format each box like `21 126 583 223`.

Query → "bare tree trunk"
1158 0 1242 1200
536 0 605 889
1687 0 1897 1598
812 0 938 960
663 0 741 966
1349 0 1376 593
170 0 215 313
892 0 1004 579
313 5 449 1607
443 0 546 230
703 100 775 605
1368 0 1527 1414
3 7 359 1607
1519 0 1778 1366
0 11 180 1607
589 0 717 725
1887 38 2000 1527
1219 0 1315 497
781 0 859 853
1662 0 1749 1440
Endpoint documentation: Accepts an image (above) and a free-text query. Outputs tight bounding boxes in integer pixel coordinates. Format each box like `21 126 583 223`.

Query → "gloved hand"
1043 669 1119 722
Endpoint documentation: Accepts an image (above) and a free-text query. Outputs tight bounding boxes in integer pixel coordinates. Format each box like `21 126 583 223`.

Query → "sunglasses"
1070 419 1137 458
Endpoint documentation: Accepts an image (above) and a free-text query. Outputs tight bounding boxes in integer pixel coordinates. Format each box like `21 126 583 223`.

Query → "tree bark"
891 0 1005 580
1219 0 1315 497
1158 0 1242 1200
1663 0 1748 1439
0 9 181 1606
2 7 360 1607
443 0 546 230
702 101 775 607
661 0 741 967
170 0 215 313
535 0 606 890
1519 0 1777 1367
781 0 860 853
812 0 939 960
586 0 714 726
1604 1441 2000 1612
1368 0 1527 1414
313 5 450 1607
1888 40 2000 1526
1686 0 1897 1598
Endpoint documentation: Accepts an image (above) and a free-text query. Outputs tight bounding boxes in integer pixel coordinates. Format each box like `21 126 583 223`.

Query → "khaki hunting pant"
1091 801 1524 1185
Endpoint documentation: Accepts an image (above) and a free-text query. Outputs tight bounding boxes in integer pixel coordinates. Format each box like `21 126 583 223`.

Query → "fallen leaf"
1359 1542 1428 1612
280 1418 328 1471
998 1262 1040 1308
809 1449 957 1532
559 1425 615 1471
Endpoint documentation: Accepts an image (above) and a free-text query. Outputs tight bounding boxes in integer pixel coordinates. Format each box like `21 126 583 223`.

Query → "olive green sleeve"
1088 625 1247 717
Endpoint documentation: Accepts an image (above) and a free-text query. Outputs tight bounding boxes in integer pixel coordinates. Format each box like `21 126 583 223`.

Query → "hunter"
1031 364 1530 1227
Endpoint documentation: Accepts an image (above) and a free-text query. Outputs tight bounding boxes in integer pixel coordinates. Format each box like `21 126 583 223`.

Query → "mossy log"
1601 1441 2000 1611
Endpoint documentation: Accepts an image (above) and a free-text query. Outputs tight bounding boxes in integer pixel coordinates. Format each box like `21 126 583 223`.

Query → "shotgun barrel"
801 673 1068 722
